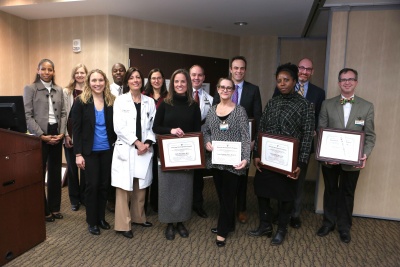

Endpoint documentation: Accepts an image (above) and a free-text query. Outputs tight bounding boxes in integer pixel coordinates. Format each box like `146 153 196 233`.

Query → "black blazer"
273 82 325 130
71 97 116 156
214 80 262 139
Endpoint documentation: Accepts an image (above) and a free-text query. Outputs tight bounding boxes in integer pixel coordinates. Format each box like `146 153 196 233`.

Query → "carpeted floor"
4 178 400 267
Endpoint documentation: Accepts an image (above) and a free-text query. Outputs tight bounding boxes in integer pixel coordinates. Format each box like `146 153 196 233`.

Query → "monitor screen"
0 96 27 133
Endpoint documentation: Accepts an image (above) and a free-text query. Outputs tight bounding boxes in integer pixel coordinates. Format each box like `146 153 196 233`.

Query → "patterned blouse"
254 92 314 166
203 104 251 176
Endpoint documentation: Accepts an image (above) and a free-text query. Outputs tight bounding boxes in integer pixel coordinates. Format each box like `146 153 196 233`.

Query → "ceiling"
0 0 399 38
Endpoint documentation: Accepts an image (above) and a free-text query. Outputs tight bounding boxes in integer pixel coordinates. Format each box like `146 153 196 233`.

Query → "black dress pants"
321 165 360 232
42 123 62 216
213 169 240 238
257 197 293 230
84 149 112 226
64 145 86 205
193 168 205 209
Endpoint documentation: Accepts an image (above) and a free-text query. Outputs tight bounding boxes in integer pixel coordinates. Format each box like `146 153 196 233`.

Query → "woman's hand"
287 167 301 180
64 135 73 148
171 128 184 138
234 160 247 170
253 158 262 172
136 141 149 155
205 142 213 152
76 155 85 170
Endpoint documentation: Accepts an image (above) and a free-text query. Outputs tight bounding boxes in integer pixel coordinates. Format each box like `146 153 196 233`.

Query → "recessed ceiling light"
234 22 248 26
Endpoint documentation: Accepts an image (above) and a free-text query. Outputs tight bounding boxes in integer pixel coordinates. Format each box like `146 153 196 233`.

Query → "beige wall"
316 8 400 220
0 11 29 95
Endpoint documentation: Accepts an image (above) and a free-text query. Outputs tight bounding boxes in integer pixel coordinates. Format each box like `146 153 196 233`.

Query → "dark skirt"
253 169 298 201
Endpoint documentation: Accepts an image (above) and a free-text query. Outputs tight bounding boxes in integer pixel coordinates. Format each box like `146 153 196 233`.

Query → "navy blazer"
273 82 325 130
71 97 116 156
214 80 262 139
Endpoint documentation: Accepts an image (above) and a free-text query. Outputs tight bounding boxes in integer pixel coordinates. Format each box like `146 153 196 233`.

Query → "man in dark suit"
273 58 325 229
316 68 375 243
213 56 262 224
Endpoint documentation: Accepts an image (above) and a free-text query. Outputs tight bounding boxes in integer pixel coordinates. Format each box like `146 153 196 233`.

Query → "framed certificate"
157 132 206 171
248 118 255 140
257 133 299 176
316 128 365 166
212 141 241 166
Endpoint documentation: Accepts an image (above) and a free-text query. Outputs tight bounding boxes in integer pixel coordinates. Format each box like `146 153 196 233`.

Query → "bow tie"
340 97 354 105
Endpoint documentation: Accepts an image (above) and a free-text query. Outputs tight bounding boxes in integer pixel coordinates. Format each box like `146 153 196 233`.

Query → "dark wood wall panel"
129 48 229 96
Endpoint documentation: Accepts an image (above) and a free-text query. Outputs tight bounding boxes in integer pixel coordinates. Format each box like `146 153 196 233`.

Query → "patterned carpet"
4 178 400 267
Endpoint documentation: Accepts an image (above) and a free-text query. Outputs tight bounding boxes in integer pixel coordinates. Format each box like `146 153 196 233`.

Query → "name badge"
355 119 364 126
220 123 229 131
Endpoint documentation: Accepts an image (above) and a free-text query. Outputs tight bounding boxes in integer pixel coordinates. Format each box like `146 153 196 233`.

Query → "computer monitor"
0 96 27 133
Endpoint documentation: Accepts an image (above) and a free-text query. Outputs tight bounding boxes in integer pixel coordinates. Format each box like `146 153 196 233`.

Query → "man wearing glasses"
317 68 376 243
273 58 325 229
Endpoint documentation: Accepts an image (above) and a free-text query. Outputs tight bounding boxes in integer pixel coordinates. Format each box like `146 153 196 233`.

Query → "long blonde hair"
65 63 88 94
80 69 115 106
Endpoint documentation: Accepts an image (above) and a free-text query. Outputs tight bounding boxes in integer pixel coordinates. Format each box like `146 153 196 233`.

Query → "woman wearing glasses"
143 68 168 213
203 78 250 247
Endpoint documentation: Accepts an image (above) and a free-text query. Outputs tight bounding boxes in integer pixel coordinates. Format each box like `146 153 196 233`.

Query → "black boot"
248 222 273 237
271 228 287 246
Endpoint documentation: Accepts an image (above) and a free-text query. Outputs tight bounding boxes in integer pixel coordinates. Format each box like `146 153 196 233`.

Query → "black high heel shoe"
216 236 226 247
45 214 55 222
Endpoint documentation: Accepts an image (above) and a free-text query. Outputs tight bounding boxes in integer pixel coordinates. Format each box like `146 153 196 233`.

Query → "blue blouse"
92 107 110 151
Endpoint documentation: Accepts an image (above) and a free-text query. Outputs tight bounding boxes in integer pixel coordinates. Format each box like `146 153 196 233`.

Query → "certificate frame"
316 127 365 166
248 118 255 140
157 132 206 171
257 133 299 176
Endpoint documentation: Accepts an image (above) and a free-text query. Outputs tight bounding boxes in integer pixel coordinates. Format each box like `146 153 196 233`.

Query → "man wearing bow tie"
316 68 376 243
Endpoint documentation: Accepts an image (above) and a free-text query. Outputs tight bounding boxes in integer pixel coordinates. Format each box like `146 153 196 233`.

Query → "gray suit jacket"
318 95 376 171
23 81 67 136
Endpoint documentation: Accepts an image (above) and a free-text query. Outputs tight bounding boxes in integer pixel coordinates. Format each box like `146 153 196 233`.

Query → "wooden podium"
0 129 46 266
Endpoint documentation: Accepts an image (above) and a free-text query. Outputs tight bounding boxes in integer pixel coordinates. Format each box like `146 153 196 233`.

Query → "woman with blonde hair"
63 63 88 211
71 69 117 235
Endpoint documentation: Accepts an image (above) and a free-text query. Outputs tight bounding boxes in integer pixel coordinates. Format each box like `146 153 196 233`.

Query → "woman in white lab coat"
111 67 156 239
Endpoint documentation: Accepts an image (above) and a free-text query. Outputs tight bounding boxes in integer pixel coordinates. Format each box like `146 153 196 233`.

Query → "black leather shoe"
71 204 80 211
193 207 208 218
132 221 153 227
211 228 218 234
271 229 287 246
165 224 175 240
248 224 273 237
317 225 335 237
52 213 63 219
290 217 301 229
216 237 226 247
176 223 189 238
117 230 133 239
99 220 111 230
339 231 351 243
88 225 100 235
45 215 55 222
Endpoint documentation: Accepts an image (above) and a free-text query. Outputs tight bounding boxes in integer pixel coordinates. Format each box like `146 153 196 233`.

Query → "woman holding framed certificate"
203 78 251 247
249 63 314 245
112 67 156 239
152 69 202 241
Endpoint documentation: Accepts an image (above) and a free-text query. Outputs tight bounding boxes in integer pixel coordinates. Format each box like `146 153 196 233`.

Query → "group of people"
22 55 375 247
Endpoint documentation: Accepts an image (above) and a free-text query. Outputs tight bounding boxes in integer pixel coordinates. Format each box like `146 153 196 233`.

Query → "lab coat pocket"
114 140 129 161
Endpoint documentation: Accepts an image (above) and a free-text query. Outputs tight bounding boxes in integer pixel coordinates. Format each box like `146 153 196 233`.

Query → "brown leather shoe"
238 212 248 224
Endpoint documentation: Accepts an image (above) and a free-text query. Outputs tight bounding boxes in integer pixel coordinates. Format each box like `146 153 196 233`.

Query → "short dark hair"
230 56 247 69
111 63 126 72
338 68 358 81
122 67 145 94
275 62 298 83
189 65 205 74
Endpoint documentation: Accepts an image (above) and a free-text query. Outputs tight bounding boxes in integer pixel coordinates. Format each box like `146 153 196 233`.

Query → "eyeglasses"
298 66 313 72
218 85 233 91
339 78 357 83
151 77 163 81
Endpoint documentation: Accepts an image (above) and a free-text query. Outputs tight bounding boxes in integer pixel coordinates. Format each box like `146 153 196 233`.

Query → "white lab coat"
111 93 156 191
193 88 213 131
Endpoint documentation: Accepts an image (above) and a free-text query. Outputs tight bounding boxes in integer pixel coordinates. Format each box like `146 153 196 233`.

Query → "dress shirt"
342 94 354 127
234 81 244 104
296 81 309 98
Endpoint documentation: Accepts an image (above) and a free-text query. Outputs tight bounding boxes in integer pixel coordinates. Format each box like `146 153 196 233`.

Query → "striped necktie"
298 84 305 97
